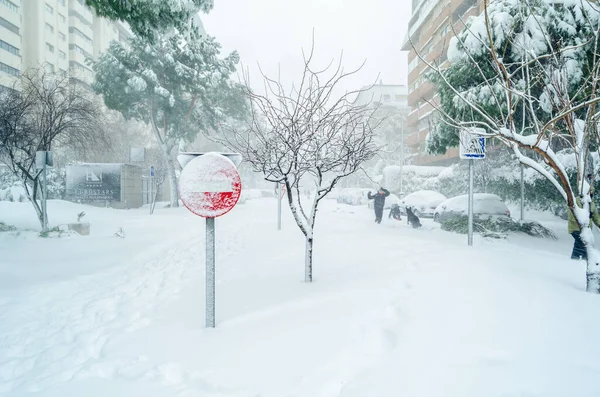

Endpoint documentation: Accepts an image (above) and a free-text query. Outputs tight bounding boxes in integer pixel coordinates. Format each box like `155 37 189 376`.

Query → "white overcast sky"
203 0 412 94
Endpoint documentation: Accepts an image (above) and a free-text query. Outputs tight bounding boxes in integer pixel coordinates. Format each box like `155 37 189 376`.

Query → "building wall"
354 84 410 109
0 0 22 88
402 0 483 165
0 0 131 90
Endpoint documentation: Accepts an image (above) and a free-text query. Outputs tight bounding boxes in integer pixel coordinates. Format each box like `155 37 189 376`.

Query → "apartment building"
402 0 484 165
0 0 132 90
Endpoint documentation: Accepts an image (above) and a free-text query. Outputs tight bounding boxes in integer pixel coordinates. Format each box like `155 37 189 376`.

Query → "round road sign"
179 152 242 218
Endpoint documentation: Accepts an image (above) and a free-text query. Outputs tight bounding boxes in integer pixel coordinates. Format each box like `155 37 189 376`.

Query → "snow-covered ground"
1 198 599 396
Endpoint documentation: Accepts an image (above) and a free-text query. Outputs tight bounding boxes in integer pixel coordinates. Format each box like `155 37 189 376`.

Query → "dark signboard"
66 164 122 201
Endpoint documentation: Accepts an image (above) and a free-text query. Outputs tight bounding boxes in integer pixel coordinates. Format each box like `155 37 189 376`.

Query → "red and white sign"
179 152 242 218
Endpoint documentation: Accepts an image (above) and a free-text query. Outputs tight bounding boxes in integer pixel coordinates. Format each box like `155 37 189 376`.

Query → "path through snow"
0 198 599 396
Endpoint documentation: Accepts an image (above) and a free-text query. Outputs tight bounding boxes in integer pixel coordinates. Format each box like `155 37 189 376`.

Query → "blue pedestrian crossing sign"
460 128 486 160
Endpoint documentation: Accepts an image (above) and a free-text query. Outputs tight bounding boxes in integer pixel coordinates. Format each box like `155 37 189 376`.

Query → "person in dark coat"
368 187 390 224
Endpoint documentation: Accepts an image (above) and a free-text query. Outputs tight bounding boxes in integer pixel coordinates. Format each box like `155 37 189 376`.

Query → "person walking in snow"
368 187 390 224
568 190 600 260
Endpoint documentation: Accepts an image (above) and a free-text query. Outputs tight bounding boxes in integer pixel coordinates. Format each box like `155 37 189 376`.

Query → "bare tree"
0 69 106 229
422 0 600 292
222 44 379 282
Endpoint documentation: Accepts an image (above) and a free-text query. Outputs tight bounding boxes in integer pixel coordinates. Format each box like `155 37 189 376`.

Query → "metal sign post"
36 151 53 232
459 129 485 247
42 160 48 232
277 183 282 230
178 152 242 329
149 166 155 215
468 159 474 246
206 217 216 328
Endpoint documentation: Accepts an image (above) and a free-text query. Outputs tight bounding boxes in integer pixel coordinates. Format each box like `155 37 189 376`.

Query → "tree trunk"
586 259 600 293
23 180 44 230
160 144 179 208
305 236 313 282
582 229 600 293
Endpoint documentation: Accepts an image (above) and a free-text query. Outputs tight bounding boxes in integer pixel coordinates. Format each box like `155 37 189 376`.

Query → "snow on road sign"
179 152 242 218
460 128 486 160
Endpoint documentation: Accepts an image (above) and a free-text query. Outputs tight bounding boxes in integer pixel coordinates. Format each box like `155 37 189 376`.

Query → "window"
0 0 18 13
45 63 55 73
440 24 450 37
383 94 391 102
59 50 66 60
0 39 19 56
395 95 404 101
0 16 19 35
77 0 85 5
58 0 65 5
408 57 419 73
46 43 54 53
59 13 66 23
69 44 92 58
69 27 92 45
59 68 67 77
71 10 92 26
59 32 66 41
0 62 19 76
45 3 53 14
46 23 54 34
70 61 89 73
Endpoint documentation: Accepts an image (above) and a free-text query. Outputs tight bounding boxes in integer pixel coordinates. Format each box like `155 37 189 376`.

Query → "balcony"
69 0 93 24
69 48 88 65
1 7 20 30
452 0 477 23
69 33 93 53
409 81 436 107
69 15 93 39
406 132 426 148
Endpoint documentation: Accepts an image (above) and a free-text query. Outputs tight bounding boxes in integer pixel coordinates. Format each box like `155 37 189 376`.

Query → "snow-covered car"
336 188 372 206
434 193 511 223
399 190 447 218
368 193 401 210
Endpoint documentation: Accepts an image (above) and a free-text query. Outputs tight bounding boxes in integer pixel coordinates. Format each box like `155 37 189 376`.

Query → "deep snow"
1 198 599 396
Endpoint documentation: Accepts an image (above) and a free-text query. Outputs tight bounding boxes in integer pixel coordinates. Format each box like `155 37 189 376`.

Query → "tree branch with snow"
223 41 379 282
424 0 600 292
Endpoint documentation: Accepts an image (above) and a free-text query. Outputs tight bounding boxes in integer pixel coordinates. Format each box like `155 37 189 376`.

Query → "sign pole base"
206 217 216 328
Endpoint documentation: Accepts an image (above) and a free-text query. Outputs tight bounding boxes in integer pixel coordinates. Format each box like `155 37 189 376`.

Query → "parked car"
336 188 372 206
434 193 511 223
399 190 447 218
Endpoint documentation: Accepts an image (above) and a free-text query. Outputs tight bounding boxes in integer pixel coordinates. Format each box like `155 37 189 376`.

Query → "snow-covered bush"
441 215 556 240
435 149 600 214
0 222 16 232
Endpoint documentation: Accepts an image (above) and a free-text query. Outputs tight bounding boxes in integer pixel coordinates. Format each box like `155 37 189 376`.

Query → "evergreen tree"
90 30 245 207
428 0 600 155
85 0 212 40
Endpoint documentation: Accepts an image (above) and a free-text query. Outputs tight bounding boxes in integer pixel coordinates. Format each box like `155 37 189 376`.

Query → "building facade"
353 83 410 110
353 83 411 167
0 0 131 90
402 0 484 165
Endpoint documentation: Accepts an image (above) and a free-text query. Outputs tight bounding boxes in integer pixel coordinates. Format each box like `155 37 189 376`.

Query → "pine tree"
428 0 599 155
85 0 212 40
90 30 245 207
